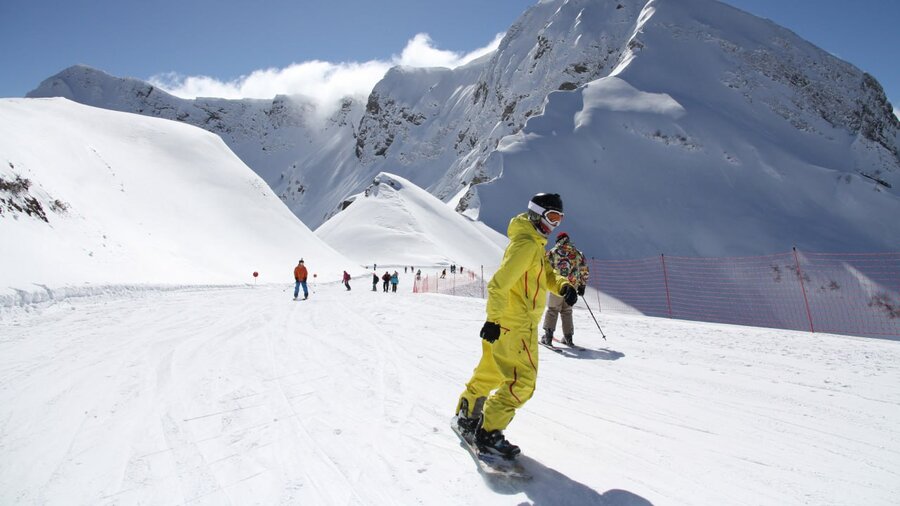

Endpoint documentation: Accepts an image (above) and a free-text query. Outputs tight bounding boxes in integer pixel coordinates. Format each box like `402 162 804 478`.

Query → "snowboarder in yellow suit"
455 193 577 459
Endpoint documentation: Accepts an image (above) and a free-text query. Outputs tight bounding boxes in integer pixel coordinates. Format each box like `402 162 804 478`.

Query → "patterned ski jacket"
547 239 589 288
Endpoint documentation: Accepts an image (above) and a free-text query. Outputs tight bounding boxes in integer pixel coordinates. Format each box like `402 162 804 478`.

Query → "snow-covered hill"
26 65 364 216
315 172 506 270
0 98 355 304
26 0 900 259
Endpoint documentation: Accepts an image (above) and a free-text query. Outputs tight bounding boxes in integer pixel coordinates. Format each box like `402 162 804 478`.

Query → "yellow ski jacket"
486 213 573 335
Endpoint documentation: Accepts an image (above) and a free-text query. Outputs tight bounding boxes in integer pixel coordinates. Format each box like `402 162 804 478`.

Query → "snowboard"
450 417 531 480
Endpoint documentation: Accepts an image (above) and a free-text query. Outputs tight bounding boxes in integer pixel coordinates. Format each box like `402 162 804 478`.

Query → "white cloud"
395 33 503 68
149 32 504 116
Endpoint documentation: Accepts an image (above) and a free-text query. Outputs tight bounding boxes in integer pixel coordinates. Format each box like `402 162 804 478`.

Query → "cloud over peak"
149 32 503 116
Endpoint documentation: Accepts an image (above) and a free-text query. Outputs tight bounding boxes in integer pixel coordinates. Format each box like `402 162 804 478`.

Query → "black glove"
562 285 578 306
577 285 586 296
480 321 501 343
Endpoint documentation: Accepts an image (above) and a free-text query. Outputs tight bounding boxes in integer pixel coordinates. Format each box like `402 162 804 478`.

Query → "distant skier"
541 232 590 347
293 259 309 300
416 269 421 280
454 193 576 459
343 270 352 291
372 272 379 291
382 271 391 292
440 269 447 279
390 271 399 293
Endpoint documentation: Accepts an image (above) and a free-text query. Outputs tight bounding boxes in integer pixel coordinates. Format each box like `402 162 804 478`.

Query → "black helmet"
527 193 564 237
529 193 563 213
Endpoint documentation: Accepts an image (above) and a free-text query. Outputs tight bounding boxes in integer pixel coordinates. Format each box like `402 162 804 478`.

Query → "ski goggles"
528 201 564 226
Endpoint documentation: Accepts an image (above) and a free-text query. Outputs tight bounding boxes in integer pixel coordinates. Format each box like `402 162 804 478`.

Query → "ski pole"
581 298 606 340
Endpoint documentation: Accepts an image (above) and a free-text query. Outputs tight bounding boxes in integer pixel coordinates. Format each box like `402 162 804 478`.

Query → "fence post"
661 254 673 318
793 247 815 333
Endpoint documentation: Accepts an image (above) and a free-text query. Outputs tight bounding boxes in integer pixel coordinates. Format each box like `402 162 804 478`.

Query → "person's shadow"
553 347 625 361
484 456 653 505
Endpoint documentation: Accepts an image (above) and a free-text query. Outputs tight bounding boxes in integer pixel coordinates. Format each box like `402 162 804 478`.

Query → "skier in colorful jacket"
454 193 577 459
293 259 308 300
390 271 399 292
541 232 590 346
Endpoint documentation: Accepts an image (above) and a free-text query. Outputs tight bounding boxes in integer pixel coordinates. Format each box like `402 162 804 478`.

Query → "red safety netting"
413 270 485 298
588 250 900 338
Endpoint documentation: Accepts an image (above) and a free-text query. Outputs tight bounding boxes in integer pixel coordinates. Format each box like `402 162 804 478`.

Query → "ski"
539 342 564 354
450 417 531 480
552 338 585 351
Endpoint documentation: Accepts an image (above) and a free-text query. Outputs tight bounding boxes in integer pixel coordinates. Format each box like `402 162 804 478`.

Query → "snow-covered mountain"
350 0 900 257
0 98 355 303
28 0 900 259
315 172 506 270
26 65 364 220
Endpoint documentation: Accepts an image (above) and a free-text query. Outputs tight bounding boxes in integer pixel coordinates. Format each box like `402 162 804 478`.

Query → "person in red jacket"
343 270 352 291
293 259 308 300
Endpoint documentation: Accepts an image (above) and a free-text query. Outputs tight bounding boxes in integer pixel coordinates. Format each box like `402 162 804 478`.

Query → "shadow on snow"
484 455 653 505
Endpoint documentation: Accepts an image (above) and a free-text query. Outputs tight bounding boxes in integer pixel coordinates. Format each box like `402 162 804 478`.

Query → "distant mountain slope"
477 76 900 258
27 0 900 258
315 173 506 270
0 98 354 300
27 65 363 221
472 0 900 257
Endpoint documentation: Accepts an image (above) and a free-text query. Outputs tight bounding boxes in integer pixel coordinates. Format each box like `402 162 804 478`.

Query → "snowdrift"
315 172 506 271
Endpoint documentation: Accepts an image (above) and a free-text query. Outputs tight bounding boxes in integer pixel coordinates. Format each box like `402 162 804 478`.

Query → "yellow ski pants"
457 327 539 432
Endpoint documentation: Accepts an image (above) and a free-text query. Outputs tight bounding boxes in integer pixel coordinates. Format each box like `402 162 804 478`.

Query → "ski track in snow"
1 284 899 505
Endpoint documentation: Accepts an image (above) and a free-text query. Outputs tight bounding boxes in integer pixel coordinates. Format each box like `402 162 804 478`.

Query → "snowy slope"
26 65 364 204
315 172 506 270
0 98 355 303
476 75 900 257
1 284 898 505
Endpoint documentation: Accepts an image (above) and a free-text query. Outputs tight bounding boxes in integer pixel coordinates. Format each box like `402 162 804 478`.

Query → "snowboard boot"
540 329 554 346
454 398 482 441
475 428 521 460
563 334 574 346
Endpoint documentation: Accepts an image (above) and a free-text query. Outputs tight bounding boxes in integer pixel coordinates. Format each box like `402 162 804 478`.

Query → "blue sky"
1 0 898 115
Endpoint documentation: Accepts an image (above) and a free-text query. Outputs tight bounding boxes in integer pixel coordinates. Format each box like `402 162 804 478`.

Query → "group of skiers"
439 265 464 279
293 262 417 297
373 271 400 292
454 192 591 461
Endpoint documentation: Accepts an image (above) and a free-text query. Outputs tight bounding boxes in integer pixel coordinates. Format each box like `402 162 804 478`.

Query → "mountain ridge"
26 0 900 258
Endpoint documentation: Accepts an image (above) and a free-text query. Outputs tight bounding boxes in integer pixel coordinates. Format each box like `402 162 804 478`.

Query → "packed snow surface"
1 283 898 505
